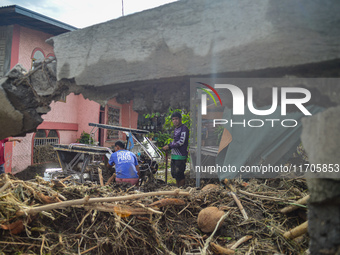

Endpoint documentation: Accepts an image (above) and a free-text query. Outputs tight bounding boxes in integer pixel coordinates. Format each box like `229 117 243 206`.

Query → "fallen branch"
239 189 294 202
280 195 309 214
283 221 308 239
17 190 189 216
0 241 40 246
83 203 159 216
136 202 163 215
201 211 231 255
15 180 67 201
0 220 24 234
230 235 253 250
36 192 62 204
210 242 235 255
229 192 248 221
0 174 11 193
98 168 104 187
51 179 66 188
60 175 72 183
76 210 92 231
148 198 185 208
80 244 98 254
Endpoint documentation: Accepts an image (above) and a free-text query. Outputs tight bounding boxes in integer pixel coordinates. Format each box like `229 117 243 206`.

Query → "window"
33 130 59 164
107 105 120 140
31 49 45 69
34 129 59 146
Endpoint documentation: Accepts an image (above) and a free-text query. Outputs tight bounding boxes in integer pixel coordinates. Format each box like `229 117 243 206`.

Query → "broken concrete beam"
0 62 64 140
49 0 340 88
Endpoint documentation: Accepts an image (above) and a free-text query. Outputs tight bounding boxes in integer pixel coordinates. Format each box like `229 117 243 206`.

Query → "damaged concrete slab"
49 0 340 86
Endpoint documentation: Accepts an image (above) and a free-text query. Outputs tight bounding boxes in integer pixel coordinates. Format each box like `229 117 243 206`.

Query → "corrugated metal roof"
0 5 77 35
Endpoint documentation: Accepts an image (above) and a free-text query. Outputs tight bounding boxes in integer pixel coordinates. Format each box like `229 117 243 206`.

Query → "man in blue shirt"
107 140 140 186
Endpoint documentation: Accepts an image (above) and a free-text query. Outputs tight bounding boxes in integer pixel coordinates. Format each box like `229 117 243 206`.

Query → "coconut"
201 184 220 191
197 207 225 233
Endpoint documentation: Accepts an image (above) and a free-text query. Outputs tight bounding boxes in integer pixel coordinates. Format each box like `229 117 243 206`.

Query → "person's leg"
171 159 182 187
175 159 186 187
177 178 185 187
0 164 4 174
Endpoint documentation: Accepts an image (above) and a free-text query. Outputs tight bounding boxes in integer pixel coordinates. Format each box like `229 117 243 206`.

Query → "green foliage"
144 108 191 152
144 112 161 119
76 131 94 144
156 132 173 148
147 132 155 139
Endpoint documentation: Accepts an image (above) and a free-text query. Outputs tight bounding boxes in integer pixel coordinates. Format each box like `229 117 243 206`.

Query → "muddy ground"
0 170 309 255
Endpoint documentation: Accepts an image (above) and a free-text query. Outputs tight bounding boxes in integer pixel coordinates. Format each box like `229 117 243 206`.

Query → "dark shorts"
0 164 4 174
171 159 187 181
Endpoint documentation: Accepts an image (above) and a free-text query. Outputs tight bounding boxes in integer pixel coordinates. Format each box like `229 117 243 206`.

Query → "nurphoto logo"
197 82 312 128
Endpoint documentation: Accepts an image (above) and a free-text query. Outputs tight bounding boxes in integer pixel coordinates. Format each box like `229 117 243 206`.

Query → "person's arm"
106 154 115 185
136 165 140 177
168 128 188 149
106 173 116 185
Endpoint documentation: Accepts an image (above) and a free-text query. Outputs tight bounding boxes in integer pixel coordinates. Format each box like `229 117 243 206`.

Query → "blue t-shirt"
109 150 139 179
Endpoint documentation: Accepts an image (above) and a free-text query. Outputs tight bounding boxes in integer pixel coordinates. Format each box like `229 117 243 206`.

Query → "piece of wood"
280 195 309 214
83 203 159 216
165 151 168 184
229 192 248 221
201 211 231 255
80 245 98 254
210 242 235 255
238 189 294 202
51 179 67 188
0 220 24 235
136 202 163 215
36 192 62 204
230 235 252 250
59 175 72 183
283 221 308 239
76 210 92 231
0 174 11 193
148 198 185 208
98 168 104 187
105 173 116 186
17 189 189 216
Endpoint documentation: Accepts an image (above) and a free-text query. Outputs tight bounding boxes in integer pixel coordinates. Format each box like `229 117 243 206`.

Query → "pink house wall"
103 98 138 148
17 26 54 70
11 93 101 172
8 25 138 173
77 95 101 140
8 25 55 173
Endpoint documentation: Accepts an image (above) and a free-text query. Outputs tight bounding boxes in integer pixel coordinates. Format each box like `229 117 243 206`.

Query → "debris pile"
0 173 309 254
33 144 59 164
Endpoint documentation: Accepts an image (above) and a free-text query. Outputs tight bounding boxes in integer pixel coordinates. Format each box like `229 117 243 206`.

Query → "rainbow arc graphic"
196 82 223 106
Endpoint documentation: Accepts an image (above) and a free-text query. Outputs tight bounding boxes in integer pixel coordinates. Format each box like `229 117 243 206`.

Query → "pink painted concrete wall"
77 95 101 140
8 25 55 173
11 93 101 172
8 25 138 173
104 98 138 148
18 26 54 70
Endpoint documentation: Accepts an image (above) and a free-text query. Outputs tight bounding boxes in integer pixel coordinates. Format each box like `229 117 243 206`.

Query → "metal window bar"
34 137 59 147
